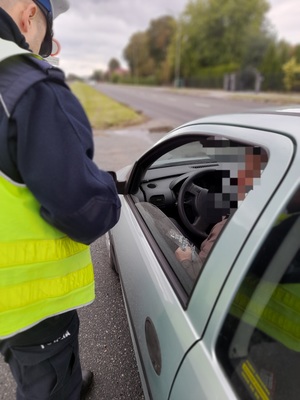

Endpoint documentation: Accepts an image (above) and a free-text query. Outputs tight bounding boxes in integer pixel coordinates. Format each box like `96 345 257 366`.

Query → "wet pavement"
92 119 169 172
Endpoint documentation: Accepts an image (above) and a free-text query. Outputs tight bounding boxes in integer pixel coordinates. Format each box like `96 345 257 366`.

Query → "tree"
123 32 155 80
293 44 300 63
242 21 275 69
283 57 300 91
123 17 177 83
108 58 121 73
147 16 176 66
260 39 292 90
179 0 271 77
90 70 104 82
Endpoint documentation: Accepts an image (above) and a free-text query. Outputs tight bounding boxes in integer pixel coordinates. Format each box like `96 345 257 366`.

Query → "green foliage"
180 0 270 75
293 45 300 63
123 16 176 82
120 0 300 91
282 57 300 91
110 73 121 83
123 31 155 78
184 63 239 88
242 28 275 69
147 16 176 65
259 40 293 90
108 58 121 73
194 63 239 77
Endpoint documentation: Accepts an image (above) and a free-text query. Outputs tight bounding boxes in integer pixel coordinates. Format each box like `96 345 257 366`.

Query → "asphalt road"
95 83 278 128
0 86 281 400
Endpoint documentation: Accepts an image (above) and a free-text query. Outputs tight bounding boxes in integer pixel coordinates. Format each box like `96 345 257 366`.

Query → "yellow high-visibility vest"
0 40 95 339
0 165 95 339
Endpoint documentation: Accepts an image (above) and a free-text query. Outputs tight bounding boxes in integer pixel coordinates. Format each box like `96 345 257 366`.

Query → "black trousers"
0 311 82 400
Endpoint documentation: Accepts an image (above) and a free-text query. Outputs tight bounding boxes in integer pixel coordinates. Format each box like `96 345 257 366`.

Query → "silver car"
108 108 300 400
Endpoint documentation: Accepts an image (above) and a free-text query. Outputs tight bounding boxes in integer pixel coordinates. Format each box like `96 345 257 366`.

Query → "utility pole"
174 20 182 87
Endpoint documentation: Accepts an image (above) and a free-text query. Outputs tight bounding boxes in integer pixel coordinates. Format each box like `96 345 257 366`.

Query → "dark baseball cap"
33 0 69 57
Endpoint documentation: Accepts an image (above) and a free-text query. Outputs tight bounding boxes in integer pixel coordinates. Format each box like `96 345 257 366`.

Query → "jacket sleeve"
11 80 121 244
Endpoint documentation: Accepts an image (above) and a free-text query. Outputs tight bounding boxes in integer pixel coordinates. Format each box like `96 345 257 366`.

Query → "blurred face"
237 151 263 200
245 152 263 179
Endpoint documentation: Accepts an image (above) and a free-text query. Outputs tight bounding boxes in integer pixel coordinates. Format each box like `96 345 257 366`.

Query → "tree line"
93 0 300 92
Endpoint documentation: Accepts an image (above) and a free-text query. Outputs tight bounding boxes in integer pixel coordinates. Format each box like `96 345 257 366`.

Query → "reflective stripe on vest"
231 275 300 352
0 172 95 339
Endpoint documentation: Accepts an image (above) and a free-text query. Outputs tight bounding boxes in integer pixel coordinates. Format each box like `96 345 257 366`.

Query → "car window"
135 137 268 299
216 187 300 400
136 201 203 295
150 141 211 168
149 138 265 169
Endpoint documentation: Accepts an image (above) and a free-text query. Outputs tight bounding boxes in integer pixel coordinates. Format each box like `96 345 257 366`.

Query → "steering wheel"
177 169 219 238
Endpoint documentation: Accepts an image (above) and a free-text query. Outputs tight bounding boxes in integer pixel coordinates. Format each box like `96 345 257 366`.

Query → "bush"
118 75 158 86
183 63 239 89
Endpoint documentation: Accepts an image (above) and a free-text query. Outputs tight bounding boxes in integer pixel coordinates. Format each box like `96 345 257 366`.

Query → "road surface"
95 83 278 128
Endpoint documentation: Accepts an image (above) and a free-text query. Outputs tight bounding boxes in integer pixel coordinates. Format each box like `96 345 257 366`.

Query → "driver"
175 146 267 279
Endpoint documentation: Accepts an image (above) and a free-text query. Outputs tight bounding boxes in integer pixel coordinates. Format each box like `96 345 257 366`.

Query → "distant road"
95 83 278 127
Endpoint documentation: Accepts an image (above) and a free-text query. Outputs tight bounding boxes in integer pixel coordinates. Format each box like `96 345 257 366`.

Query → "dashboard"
138 162 220 209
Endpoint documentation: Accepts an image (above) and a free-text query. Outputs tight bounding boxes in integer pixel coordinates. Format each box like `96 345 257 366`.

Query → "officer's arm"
13 80 121 244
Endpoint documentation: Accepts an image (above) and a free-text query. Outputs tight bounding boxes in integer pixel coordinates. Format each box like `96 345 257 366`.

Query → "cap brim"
39 0 70 58
50 0 70 19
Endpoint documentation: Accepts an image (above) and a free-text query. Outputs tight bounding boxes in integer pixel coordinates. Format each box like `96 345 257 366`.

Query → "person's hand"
175 246 193 262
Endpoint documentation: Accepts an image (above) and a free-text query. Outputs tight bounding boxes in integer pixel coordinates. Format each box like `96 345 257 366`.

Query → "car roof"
175 106 300 144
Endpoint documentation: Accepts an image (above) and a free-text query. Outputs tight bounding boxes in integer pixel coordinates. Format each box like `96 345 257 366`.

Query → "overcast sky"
52 0 300 77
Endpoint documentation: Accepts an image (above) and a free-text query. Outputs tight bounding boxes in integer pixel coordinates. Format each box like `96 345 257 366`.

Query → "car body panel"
111 197 200 399
169 341 237 400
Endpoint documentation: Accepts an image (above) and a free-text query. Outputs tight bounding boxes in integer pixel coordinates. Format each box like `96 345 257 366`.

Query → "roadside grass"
70 81 145 129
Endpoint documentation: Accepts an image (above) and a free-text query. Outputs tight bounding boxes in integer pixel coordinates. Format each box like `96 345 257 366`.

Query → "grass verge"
70 81 144 129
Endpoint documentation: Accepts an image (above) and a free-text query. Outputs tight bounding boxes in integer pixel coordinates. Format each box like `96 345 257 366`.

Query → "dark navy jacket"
0 9 121 245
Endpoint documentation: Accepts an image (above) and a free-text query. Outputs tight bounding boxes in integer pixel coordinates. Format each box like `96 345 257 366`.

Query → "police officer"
0 0 121 398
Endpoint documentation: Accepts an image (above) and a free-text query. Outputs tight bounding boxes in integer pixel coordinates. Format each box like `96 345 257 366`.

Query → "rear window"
216 187 300 400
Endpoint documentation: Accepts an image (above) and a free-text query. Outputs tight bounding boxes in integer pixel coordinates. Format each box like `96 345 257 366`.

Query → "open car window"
134 136 269 299
136 202 203 295
216 187 300 400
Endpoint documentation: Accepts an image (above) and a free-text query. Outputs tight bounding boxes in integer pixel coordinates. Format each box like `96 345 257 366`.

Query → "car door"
110 122 295 400
111 194 200 400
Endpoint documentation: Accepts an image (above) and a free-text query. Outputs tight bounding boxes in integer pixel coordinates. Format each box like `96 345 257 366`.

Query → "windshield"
149 138 264 170
150 141 212 168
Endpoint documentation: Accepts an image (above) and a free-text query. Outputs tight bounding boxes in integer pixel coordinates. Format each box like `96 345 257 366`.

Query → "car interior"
129 137 268 290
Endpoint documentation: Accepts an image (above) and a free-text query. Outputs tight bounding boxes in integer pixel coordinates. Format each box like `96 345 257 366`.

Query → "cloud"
267 0 300 44
54 0 186 76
